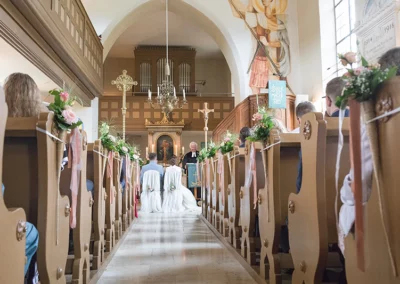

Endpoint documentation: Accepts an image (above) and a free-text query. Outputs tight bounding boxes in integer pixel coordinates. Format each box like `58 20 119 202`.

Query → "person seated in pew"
324 77 349 117
338 47 400 252
239 127 251 148
2 184 39 283
295 101 317 194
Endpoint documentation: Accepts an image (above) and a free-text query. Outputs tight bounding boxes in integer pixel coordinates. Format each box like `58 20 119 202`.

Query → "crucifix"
111 70 138 140
198 102 214 149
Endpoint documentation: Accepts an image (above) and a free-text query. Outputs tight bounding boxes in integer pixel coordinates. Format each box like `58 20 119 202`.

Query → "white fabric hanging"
141 170 162 213
162 166 200 213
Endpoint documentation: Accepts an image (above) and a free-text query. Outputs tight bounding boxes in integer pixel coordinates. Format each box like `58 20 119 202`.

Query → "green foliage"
336 56 398 109
47 89 82 130
197 148 208 163
247 107 275 142
219 130 238 154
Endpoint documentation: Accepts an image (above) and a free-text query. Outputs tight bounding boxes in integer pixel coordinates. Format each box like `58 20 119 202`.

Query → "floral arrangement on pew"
48 89 82 131
336 52 398 109
99 122 117 152
335 51 398 273
247 106 275 143
206 141 219 159
219 130 238 154
197 148 208 163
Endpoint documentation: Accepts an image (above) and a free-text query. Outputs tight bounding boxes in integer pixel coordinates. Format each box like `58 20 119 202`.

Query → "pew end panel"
105 151 116 252
0 88 26 283
211 157 220 230
240 142 264 265
206 159 213 223
344 79 400 283
113 154 123 241
218 154 231 237
288 113 328 284
227 148 245 248
258 131 300 283
88 141 107 270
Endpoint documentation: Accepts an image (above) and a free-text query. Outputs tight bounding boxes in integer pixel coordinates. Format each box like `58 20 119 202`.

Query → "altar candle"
146 147 148 158
174 87 176 98
174 145 177 155
148 89 151 100
157 86 160 97
152 144 155 152
182 146 185 155
183 88 186 100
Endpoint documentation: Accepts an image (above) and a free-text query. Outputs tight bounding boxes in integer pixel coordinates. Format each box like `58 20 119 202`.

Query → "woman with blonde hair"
4 72 42 117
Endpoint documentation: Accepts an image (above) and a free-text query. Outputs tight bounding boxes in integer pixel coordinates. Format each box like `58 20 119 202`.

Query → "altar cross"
112 70 138 140
198 102 214 149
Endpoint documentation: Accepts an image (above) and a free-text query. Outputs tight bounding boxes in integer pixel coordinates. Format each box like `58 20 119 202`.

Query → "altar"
145 117 185 165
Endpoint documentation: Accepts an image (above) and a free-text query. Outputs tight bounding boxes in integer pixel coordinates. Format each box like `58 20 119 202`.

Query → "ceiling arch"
82 0 253 103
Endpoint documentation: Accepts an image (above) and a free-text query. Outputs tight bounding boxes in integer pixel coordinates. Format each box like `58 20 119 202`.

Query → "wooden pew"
344 79 400 283
114 154 123 241
258 130 300 282
126 160 133 225
121 157 129 232
87 141 107 270
240 142 264 265
0 90 26 283
60 130 92 283
4 112 70 284
105 152 116 252
201 162 207 219
131 161 140 221
211 157 220 230
227 147 245 249
218 152 230 237
206 159 213 224
288 113 350 283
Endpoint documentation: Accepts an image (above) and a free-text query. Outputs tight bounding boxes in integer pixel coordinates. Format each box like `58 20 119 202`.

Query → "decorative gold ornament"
239 190 244 199
288 200 295 214
299 261 307 273
376 95 393 123
111 70 138 141
16 220 27 241
303 120 312 140
264 239 268 248
65 205 71 217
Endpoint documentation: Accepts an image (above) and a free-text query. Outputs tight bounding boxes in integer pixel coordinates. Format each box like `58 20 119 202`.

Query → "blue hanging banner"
268 80 287 109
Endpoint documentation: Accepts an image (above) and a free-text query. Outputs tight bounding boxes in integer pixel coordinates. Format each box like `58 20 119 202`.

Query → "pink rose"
344 52 356 64
252 113 263 121
60 91 69 102
62 108 78 125
224 137 231 142
343 72 351 77
354 66 366 76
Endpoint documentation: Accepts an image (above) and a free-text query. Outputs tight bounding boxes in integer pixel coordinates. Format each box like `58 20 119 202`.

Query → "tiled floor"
97 212 257 284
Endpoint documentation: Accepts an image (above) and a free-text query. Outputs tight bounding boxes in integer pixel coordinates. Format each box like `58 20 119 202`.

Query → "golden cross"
111 70 138 141
198 102 214 149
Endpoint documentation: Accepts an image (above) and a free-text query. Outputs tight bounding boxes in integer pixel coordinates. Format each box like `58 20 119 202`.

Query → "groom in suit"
140 152 164 186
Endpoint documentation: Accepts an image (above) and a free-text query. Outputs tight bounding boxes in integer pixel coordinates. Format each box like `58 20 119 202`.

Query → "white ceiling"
0 37 58 100
82 0 223 59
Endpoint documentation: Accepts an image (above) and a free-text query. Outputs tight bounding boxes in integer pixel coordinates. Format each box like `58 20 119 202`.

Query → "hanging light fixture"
147 0 187 122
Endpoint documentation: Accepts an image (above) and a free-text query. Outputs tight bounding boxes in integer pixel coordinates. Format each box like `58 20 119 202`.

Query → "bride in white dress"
162 157 200 213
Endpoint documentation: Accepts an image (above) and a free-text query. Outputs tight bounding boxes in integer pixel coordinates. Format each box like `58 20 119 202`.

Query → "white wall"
73 98 99 142
195 58 231 95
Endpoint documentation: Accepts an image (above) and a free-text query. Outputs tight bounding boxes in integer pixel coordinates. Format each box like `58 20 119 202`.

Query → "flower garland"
247 106 275 142
336 55 398 108
99 122 117 152
206 141 219 159
48 89 82 130
219 130 238 154
197 148 208 163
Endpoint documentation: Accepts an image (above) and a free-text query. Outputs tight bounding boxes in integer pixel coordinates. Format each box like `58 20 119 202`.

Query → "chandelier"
147 0 187 121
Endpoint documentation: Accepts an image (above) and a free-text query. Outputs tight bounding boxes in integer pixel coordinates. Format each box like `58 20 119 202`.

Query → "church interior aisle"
96 213 257 284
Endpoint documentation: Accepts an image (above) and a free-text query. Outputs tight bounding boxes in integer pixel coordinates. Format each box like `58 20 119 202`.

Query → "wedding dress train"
162 165 200 213
140 170 162 213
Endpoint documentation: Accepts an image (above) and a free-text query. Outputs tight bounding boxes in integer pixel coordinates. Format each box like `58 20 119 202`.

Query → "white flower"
108 135 116 142
122 146 128 153
133 154 139 160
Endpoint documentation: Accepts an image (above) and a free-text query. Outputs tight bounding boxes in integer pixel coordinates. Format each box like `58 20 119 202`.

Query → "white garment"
338 121 373 252
141 170 162 213
162 166 200 213
191 152 197 158
290 127 300 133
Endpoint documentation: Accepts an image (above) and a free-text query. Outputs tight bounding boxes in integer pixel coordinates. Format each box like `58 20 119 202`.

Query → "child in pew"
239 127 251 148
2 184 39 283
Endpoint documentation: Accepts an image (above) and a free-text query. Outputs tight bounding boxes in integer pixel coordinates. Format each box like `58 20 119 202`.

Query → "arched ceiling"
82 0 254 103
